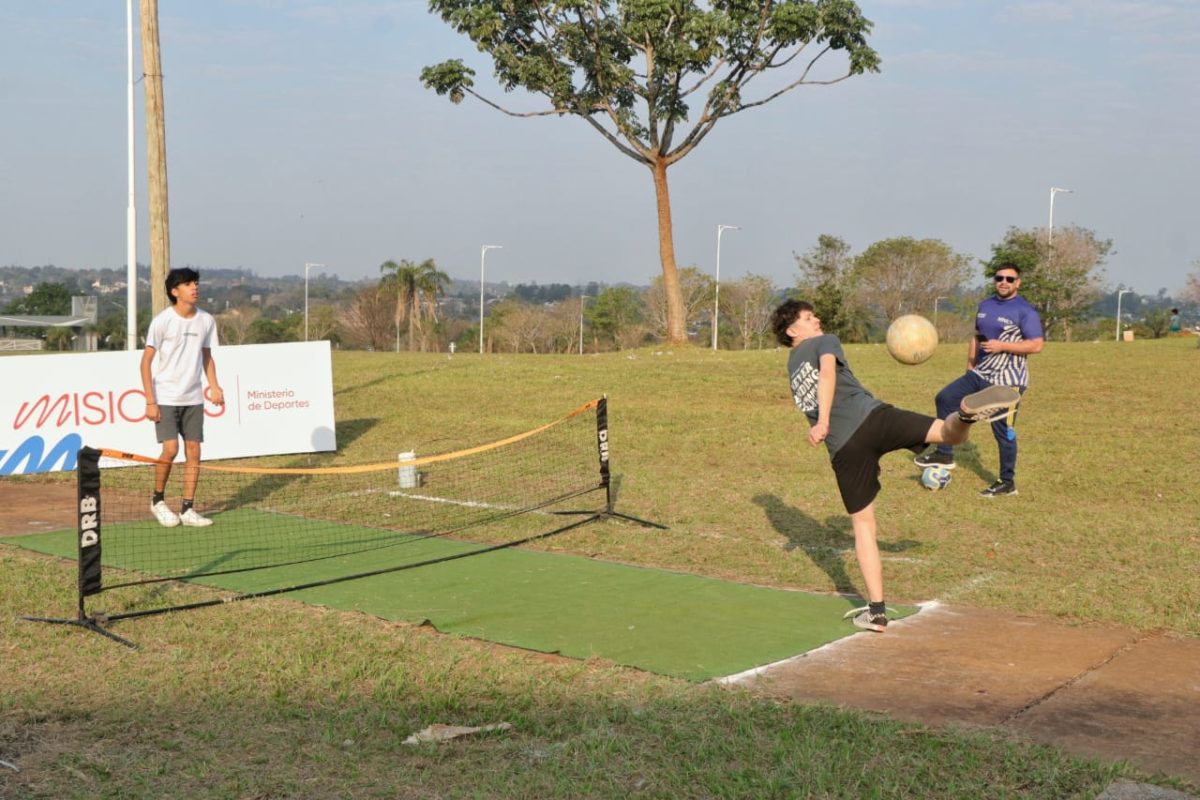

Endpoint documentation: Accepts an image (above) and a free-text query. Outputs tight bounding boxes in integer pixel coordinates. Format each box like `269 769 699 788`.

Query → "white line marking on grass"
386 491 517 512
939 572 996 602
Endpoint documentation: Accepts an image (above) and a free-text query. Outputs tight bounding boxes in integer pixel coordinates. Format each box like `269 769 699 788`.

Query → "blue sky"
1 1 1197 295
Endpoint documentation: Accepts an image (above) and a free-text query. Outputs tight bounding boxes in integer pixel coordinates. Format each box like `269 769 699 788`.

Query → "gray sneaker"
959 385 1021 424
842 605 889 632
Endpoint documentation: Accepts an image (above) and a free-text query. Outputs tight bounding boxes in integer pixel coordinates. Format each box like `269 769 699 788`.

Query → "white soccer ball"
920 465 952 491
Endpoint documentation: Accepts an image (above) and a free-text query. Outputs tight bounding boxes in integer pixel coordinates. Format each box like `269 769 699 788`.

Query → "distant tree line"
4 236 1197 353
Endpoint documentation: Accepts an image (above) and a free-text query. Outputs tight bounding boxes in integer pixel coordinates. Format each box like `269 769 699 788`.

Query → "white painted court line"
387 490 518 511
714 600 944 686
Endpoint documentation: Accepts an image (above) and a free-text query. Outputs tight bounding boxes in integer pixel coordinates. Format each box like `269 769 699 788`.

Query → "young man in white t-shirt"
139 268 225 527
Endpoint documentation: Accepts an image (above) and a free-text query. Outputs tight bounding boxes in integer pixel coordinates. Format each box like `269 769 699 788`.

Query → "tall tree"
587 286 646 349
645 266 713 341
305 305 339 347
379 258 450 351
216 306 260 345
720 273 777 349
421 0 879 345
854 237 971 327
989 226 1110 341
1142 307 1172 339
338 286 394 352
414 260 451 351
792 233 866 340
1181 259 1200 305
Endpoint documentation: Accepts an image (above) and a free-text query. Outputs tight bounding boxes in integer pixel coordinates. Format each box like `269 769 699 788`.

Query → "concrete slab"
738 603 1137 727
734 603 1199 793
1098 780 1198 800
1010 634 1200 786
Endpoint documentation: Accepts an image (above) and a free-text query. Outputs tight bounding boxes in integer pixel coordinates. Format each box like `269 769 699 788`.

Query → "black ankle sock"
181 499 194 513
868 601 886 616
153 491 165 505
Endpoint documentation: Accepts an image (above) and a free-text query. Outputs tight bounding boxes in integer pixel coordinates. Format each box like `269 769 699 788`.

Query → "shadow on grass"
334 417 380 450
751 494 920 601
334 366 451 397
947 441 997 487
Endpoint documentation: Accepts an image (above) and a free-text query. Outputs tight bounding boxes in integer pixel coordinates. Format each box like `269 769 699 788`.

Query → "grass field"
2 338 1197 798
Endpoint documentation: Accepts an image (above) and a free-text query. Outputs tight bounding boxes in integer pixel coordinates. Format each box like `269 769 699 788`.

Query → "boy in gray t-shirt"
773 300 1021 633
787 334 881 455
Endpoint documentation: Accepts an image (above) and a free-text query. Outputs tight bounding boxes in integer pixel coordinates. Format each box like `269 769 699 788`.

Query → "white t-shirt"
145 305 218 405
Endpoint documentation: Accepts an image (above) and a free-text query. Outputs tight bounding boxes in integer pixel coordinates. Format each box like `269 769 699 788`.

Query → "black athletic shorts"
830 404 934 515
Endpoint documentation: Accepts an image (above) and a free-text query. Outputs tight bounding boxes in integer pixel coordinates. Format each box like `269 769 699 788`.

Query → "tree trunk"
408 302 417 352
651 160 686 345
140 0 170 315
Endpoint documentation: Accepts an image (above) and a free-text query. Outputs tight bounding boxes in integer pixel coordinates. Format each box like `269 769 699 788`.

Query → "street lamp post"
479 245 502 354
578 295 590 355
1048 187 1073 263
1115 289 1133 342
712 224 740 350
304 262 324 342
934 296 948 329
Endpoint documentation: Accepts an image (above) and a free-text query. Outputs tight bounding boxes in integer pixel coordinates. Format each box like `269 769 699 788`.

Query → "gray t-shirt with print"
787 334 881 456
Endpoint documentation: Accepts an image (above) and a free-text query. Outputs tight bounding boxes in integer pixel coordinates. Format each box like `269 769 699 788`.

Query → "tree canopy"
587 285 646 349
379 258 450 351
989 226 1110 341
1182 259 1200 305
854 237 971 327
422 0 879 344
3 282 71 315
792 233 867 340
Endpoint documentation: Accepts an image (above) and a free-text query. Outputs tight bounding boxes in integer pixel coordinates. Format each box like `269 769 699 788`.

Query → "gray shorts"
155 405 205 443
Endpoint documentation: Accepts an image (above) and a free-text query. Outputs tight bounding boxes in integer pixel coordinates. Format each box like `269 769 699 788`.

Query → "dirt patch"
0 482 75 537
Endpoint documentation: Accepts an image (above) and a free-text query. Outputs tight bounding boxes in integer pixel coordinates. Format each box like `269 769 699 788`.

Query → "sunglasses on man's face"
994 275 1018 284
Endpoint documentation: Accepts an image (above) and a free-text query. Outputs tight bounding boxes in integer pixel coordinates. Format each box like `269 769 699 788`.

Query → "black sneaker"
842 606 888 632
959 385 1021 424
980 480 1018 498
914 449 956 469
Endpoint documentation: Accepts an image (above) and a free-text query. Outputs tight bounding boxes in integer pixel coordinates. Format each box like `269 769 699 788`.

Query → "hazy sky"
2 1 1197 295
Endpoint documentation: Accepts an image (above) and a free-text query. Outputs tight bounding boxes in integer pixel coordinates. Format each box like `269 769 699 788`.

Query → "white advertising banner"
0 342 337 475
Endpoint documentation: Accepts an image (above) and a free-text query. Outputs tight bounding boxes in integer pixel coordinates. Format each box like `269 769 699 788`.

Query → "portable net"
31 398 629 644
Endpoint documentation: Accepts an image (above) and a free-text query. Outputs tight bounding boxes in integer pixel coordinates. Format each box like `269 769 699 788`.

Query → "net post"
19 446 138 648
593 396 667 530
77 446 103 605
596 396 612 512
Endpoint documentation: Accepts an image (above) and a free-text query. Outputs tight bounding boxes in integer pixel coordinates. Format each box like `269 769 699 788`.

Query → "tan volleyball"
886 314 939 365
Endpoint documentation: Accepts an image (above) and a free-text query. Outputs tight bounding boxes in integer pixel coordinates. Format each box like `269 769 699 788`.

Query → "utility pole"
140 0 171 314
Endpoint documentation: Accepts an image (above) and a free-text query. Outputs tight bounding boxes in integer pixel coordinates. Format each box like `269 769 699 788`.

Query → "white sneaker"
151 500 180 527
179 508 213 527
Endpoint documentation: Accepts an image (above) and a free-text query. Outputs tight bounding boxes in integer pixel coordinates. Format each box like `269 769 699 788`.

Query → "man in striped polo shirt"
914 262 1044 497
